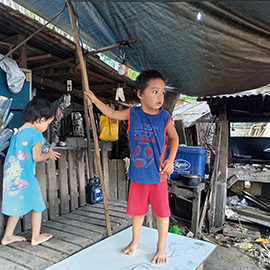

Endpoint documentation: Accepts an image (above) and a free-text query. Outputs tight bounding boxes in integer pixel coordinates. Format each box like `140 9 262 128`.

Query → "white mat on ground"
46 226 216 270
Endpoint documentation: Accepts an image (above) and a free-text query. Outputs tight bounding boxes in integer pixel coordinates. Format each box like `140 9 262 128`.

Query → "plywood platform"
0 200 132 270
46 226 216 270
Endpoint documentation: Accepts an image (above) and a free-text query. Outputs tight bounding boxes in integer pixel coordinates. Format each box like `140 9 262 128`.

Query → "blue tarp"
12 1 270 97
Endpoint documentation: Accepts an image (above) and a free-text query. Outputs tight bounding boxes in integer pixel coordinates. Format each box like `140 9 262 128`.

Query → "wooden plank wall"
0 149 87 237
108 159 129 201
107 159 154 228
0 148 131 237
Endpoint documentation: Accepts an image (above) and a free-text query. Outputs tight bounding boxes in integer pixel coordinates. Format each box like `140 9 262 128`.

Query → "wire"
0 3 68 63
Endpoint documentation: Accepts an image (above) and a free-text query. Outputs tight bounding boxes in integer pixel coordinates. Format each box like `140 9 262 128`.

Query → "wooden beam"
33 74 83 98
4 34 27 67
32 56 76 71
87 70 116 84
32 40 137 71
0 41 14 58
87 39 137 56
214 103 228 228
26 53 52 61
15 54 52 63
227 167 270 183
89 83 126 91
0 41 14 47
33 74 126 96
4 34 25 46
33 74 112 104
35 65 117 85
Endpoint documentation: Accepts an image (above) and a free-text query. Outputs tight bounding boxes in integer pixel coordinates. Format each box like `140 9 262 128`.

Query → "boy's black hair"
23 98 55 123
135 70 165 93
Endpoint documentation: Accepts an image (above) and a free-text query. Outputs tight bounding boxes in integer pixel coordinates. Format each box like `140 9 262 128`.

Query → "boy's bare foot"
31 233 53 246
152 249 167 264
121 241 140 255
1 235 27 246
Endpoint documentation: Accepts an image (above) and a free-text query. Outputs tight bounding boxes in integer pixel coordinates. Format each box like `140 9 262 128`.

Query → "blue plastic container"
165 146 207 180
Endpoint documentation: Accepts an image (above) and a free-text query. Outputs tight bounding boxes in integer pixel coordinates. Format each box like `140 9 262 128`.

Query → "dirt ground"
204 245 266 270
169 217 268 270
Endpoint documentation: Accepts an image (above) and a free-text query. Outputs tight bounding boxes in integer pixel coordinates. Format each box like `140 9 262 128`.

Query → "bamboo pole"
81 61 94 179
67 1 112 236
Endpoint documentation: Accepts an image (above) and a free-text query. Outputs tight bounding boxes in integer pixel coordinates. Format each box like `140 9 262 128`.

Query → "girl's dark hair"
23 98 55 123
135 70 165 93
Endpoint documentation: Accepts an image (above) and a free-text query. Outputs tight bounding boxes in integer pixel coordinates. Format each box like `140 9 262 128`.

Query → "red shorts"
126 180 171 218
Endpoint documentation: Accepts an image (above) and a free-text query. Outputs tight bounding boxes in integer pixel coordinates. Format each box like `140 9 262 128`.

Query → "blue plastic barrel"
165 146 207 180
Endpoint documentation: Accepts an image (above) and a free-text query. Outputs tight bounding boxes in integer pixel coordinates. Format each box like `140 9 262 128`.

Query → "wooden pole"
67 1 112 236
210 123 221 228
214 103 228 228
81 61 94 179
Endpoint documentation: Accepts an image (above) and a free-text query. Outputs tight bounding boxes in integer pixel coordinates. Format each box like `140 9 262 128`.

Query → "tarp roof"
12 1 270 97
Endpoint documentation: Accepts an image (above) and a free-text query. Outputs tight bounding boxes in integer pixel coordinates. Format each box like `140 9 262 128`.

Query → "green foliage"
179 95 197 103
169 225 183 235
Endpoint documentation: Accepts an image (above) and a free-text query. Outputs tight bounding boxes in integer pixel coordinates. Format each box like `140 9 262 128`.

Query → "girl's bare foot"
1 235 27 245
31 233 53 246
152 249 167 264
121 241 140 255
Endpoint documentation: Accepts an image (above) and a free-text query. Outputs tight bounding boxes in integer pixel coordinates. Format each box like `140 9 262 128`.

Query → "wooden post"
19 43 27 69
210 124 221 228
214 103 228 228
83 97 94 179
77 150 86 207
47 160 59 220
191 189 201 237
58 151 70 215
117 160 127 200
68 151 79 211
67 1 112 236
36 162 48 222
102 143 109 198
174 119 187 145
163 91 180 115
108 159 118 199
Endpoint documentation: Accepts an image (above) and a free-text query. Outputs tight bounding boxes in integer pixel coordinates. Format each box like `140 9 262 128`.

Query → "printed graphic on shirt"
22 140 28 146
3 156 29 196
134 123 158 143
17 150 28 161
131 123 158 168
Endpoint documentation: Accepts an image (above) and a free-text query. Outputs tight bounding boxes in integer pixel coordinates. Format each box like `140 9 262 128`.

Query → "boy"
85 70 179 264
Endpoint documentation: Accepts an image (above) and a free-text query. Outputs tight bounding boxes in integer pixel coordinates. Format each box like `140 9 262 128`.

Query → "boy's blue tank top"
127 107 172 184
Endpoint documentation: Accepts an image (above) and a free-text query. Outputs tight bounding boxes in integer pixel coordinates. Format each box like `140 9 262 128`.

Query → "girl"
1 98 61 246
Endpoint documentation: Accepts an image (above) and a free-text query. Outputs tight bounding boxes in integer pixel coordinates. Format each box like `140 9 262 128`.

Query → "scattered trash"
169 225 183 235
215 234 231 248
186 231 194 238
225 206 236 218
254 238 270 244
234 242 254 250
223 224 261 240
227 198 248 206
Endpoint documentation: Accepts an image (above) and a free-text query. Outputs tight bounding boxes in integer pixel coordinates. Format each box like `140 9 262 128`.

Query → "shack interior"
1 1 270 270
